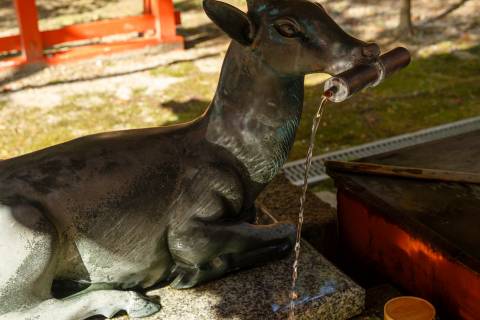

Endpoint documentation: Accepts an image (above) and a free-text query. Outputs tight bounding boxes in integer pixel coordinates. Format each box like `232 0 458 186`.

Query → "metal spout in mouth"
324 47 411 103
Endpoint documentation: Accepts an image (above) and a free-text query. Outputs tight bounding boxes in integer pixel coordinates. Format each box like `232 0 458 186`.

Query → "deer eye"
274 19 301 38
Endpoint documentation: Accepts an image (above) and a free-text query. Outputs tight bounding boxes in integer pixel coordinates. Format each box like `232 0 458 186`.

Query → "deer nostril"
362 43 380 58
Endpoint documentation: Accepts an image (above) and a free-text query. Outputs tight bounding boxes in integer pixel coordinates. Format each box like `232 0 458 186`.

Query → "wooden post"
151 0 177 40
326 160 480 185
143 0 152 14
14 0 44 63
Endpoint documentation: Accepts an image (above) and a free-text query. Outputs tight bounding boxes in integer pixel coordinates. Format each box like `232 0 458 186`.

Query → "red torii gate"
0 0 183 69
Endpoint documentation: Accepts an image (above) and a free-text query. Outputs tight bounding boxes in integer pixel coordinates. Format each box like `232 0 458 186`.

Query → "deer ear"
203 0 255 46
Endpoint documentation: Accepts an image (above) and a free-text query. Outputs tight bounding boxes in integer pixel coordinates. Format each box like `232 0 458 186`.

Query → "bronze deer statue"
0 0 379 318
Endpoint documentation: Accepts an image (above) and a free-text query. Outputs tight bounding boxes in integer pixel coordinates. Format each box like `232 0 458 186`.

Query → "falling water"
288 96 329 320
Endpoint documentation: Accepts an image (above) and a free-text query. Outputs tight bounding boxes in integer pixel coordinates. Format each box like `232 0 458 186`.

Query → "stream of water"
288 96 329 320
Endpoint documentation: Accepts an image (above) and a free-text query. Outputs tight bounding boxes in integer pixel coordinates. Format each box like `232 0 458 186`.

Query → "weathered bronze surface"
0 0 379 319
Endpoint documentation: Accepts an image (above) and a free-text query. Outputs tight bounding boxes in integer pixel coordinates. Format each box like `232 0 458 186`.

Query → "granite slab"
114 240 364 320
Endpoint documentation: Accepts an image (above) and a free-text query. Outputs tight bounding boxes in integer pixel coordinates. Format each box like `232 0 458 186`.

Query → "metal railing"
283 116 480 186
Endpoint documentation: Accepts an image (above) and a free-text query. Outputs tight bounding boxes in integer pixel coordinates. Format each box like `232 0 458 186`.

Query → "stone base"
120 241 363 320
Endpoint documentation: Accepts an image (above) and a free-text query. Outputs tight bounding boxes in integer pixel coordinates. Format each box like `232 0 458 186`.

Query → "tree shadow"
0 63 47 90
179 22 226 49
0 0 11 9
162 98 210 124
175 0 203 12
0 52 220 93
35 0 115 20
0 0 18 31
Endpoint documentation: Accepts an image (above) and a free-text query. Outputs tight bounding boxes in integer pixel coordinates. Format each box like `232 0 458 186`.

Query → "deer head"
203 0 380 76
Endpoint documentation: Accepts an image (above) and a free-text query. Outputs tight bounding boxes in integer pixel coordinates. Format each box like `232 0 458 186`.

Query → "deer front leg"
0 290 160 320
168 220 295 289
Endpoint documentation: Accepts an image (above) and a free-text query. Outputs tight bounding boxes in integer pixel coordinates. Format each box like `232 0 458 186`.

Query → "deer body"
0 1 379 319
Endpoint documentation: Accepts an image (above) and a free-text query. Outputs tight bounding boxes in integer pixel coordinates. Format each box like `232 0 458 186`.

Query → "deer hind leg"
168 220 295 289
0 203 58 316
0 204 160 320
1 289 161 320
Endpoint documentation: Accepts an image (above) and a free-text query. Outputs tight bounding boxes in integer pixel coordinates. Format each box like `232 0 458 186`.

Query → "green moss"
150 61 199 78
0 91 178 159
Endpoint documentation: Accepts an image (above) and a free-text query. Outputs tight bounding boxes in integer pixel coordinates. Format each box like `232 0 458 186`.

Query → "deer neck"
206 42 304 185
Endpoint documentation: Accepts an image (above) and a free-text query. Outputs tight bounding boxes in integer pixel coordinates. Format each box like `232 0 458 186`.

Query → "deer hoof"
126 292 161 318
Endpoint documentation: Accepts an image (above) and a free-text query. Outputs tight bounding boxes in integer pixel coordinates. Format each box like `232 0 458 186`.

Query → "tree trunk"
398 0 414 36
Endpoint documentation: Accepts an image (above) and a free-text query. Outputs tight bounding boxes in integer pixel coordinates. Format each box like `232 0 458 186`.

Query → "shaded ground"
0 0 479 161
